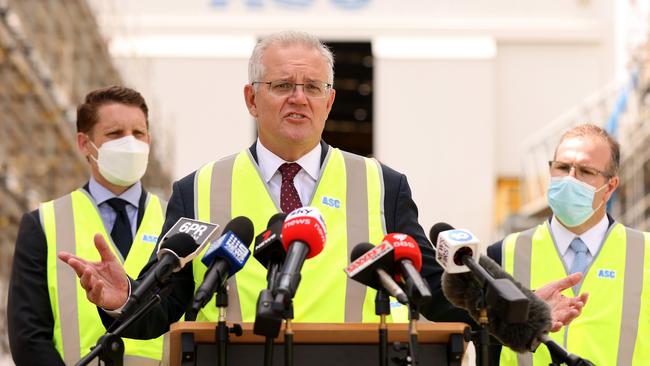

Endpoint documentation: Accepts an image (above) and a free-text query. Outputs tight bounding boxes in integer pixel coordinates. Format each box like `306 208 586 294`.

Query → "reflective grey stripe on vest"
617 227 645 366
123 355 161 366
341 151 372 322
51 196 81 364
211 155 241 321
513 227 536 366
49 196 162 366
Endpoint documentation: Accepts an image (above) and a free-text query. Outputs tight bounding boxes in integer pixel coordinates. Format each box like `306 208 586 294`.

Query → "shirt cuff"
102 280 132 318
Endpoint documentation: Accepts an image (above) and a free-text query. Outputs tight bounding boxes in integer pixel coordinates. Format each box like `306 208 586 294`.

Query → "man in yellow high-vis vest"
57 32 588 361
59 30 431 334
489 124 650 365
8 86 166 366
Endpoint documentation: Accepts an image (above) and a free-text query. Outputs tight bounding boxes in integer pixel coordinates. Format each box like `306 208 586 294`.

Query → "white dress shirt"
256 139 322 207
550 214 609 271
89 175 141 238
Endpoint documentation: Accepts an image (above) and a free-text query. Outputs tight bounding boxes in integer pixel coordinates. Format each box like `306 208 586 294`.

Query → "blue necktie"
569 237 589 274
569 237 588 293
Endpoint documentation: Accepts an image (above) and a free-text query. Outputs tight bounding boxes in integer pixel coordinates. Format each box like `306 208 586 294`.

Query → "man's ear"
325 88 336 115
606 175 620 199
77 132 92 157
244 84 258 118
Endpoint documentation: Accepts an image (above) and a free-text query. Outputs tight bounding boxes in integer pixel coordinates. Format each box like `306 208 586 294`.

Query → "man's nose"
288 84 308 103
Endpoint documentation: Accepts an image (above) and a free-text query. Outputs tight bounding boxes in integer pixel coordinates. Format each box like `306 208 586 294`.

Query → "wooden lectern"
166 322 469 366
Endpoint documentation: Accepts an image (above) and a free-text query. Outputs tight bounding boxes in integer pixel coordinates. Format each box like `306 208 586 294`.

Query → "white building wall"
374 57 496 240
88 0 626 241
116 57 254 178
495 43 608 176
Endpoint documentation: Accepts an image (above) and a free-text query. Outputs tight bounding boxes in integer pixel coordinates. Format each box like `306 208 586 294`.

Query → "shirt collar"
551 213 609 256
89 176 142 208
255 139 321 183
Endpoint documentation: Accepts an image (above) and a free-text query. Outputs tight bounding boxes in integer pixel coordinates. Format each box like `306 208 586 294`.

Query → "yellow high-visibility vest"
499 221 650 366
192 148 410 323
41 189 165 365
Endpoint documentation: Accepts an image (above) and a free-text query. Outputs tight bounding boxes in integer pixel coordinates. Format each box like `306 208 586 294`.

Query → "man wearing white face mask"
7 86 166 366
488 124 650 366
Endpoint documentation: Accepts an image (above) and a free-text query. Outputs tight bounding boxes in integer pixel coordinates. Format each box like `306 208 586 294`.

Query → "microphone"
381 233 432 306
344 242 409 305
253 212 288 286
432 223 480 274
121 217 221 316
430 223 530 324
539 334 595 366
253 213 289 337
443 255 594 365
273 207 327 307
189 216 254 318
442 254 548 351
121 232 199 316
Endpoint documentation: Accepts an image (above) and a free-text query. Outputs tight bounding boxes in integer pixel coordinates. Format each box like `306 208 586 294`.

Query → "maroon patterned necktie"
279 162 303 213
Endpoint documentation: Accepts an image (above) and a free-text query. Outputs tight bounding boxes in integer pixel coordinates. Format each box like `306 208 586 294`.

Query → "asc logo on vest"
322 196 341 208
141 234 159 244
597 269 616 279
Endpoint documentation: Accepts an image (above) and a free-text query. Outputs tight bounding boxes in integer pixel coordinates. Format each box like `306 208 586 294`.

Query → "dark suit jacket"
7 185 150 366
113 142 475 339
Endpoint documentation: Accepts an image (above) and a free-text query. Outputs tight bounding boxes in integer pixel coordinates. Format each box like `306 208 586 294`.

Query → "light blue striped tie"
569 237 589 275
569 237 588 293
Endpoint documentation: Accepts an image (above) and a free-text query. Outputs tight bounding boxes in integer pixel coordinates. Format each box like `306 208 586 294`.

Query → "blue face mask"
547 176 608 227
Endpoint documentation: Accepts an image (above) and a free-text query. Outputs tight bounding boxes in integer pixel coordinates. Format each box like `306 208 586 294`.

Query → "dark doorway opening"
323 42 373 157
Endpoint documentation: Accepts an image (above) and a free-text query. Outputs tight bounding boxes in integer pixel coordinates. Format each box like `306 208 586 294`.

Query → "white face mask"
90 135 150 187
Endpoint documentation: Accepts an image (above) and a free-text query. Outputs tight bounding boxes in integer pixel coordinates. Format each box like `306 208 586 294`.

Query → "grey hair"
248 30 335 85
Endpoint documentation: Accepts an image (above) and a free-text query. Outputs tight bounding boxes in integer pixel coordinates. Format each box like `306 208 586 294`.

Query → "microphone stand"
375 289 390 366
407 304 419 366
214 281 243 366
77 288 169 366
545 338 595 366
461 258 491 366
283 302 294 366
255 262 283 366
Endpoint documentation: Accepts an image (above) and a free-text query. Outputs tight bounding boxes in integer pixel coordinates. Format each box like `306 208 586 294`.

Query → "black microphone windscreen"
223 216 255 246
160 232 198 258
477 255 551 352
429 222 454 246
350 242 375 262
267 212 287 228
442 255 551 353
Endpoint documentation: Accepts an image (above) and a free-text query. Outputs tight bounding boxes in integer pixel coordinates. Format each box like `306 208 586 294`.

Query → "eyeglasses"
548 160 612 181
252 80 333 99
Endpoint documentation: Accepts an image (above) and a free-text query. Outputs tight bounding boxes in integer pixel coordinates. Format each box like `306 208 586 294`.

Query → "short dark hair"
76 85 149 134
555 123 620 176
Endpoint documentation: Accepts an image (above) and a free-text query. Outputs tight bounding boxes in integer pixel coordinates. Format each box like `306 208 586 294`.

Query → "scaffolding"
0 0 171 359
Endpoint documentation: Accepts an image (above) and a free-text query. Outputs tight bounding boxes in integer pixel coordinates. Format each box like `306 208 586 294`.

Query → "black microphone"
442 254 549 352
121 232 198 316
539 334 595 366
429 222 454 247
188 216 254 319
253 213 289 337
253 212 287 288
443 255 594 364
430 223 530 323
344 242 409 305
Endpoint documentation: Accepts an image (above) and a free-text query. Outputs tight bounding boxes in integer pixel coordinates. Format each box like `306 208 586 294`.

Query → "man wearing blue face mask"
7 86 166 366
489 124 650 366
